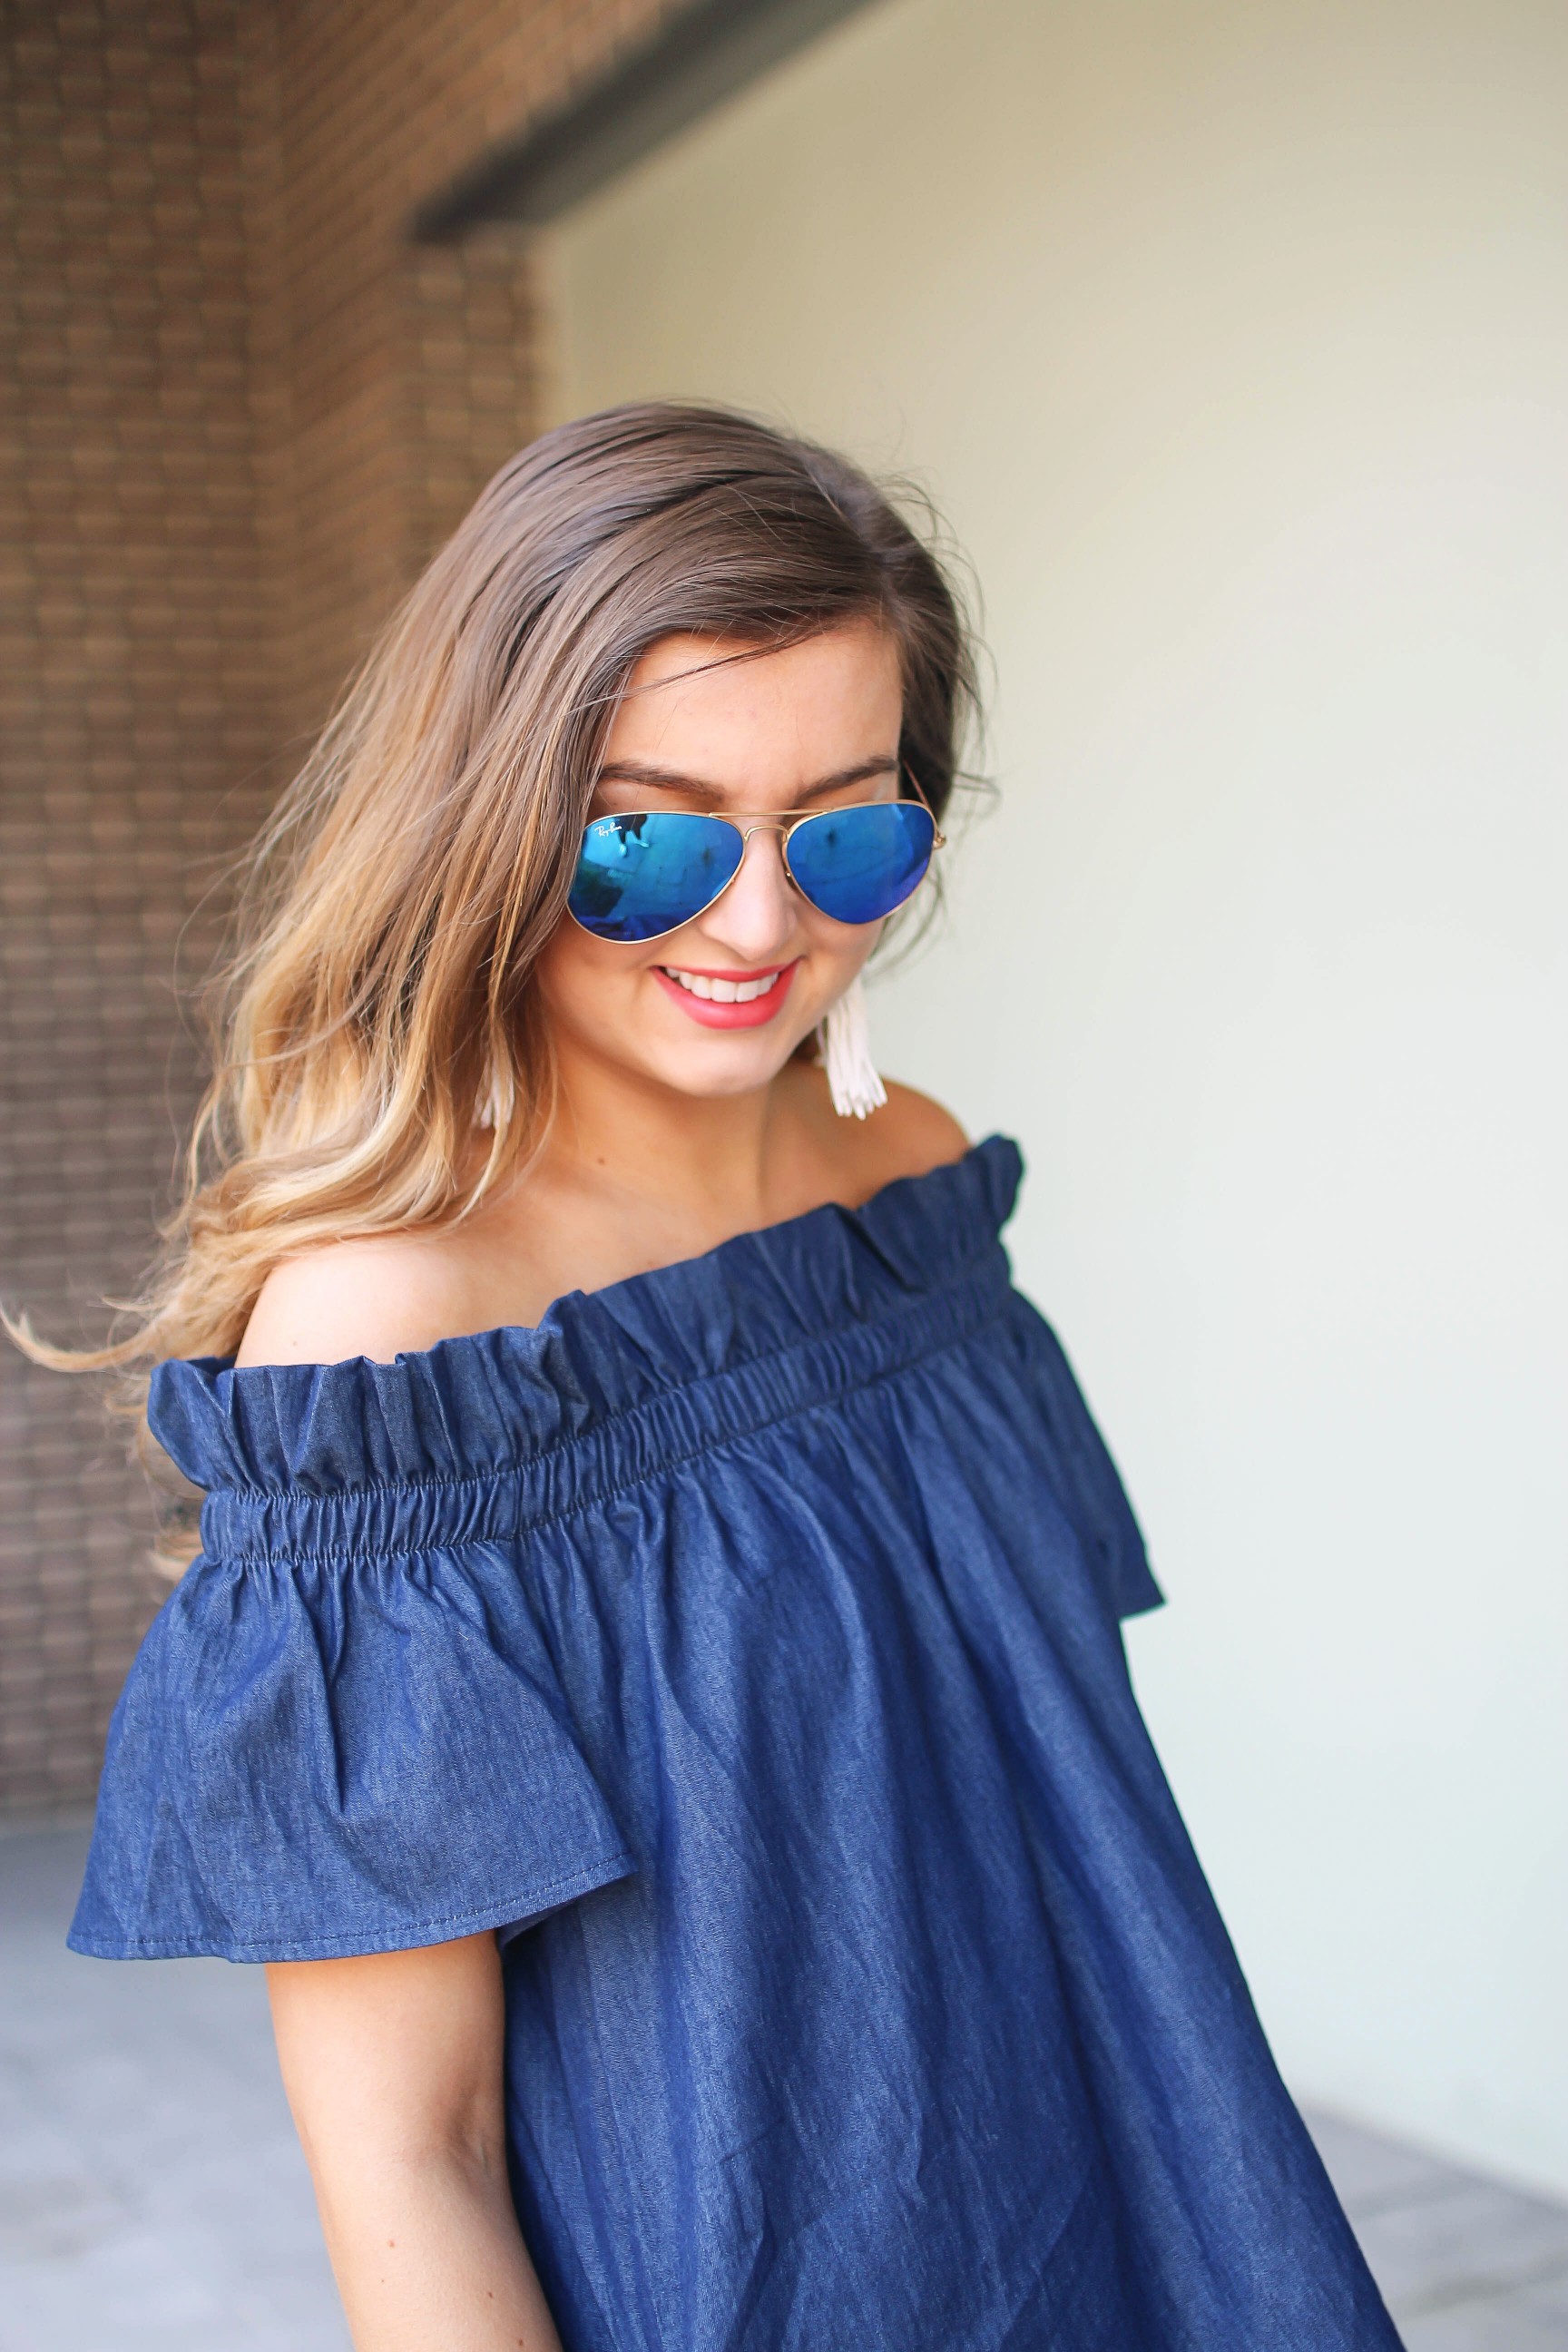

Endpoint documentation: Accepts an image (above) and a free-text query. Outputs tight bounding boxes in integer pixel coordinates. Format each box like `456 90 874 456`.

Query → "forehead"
605 624 902 776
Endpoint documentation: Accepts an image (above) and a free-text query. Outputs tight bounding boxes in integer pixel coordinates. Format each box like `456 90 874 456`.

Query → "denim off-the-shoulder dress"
72 1137 1400 2351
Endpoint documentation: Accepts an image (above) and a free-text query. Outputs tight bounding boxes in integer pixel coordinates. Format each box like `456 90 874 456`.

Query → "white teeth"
663 967 781 1004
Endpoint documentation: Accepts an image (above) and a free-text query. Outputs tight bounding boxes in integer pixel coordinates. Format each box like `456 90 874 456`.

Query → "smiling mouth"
662 966 785 1003
653 961 799 1028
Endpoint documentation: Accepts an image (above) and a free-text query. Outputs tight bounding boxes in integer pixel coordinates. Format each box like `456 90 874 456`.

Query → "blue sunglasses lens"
568 812 745 943
785 801 936 924
568 801 937 942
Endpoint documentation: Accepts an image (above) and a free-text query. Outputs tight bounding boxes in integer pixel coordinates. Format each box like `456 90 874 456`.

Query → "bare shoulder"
793 1067 968 1204
236 1228 490 1369
862 1079 970 1186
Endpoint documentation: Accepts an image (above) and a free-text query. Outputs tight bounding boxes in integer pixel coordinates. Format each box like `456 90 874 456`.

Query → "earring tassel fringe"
818 976 887 1120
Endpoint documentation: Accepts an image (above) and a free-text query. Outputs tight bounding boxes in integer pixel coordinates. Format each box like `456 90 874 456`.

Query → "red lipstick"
652 961 799 1029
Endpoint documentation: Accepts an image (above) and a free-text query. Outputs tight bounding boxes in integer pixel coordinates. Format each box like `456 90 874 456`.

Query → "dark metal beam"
411 0 876 240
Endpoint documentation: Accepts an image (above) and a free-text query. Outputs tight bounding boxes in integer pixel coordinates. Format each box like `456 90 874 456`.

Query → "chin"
648 1034 807 1101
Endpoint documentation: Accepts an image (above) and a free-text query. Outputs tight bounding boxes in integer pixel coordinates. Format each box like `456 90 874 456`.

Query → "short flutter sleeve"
69 1357 637 1964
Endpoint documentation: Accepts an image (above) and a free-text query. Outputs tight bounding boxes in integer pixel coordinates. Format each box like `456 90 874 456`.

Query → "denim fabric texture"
73 1138 1402 2350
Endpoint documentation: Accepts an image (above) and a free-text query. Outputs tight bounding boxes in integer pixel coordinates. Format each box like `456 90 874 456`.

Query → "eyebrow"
593 754 901 804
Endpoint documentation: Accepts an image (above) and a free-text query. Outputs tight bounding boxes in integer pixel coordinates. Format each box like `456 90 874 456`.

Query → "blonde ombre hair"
11 403 976 1536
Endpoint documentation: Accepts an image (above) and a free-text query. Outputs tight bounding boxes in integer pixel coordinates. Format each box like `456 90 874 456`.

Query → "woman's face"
534 621 906 1106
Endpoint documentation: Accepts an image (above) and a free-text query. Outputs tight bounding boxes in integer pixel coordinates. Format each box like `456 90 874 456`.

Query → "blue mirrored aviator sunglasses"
567 797 943 946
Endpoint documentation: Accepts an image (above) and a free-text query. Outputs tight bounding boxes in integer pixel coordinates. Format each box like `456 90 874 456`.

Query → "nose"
696 825 801 963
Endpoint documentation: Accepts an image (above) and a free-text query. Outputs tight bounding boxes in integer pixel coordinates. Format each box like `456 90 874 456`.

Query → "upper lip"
658 963 793 979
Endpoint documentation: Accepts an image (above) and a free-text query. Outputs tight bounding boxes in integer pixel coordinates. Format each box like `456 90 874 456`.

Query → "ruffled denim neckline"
149 1134 1023 1498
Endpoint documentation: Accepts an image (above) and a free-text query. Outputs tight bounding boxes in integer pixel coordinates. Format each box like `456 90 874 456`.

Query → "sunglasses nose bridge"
735 817 808 890
730 818 800 897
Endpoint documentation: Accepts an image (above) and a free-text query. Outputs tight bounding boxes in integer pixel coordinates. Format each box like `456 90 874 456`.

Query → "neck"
540 1032 796 1231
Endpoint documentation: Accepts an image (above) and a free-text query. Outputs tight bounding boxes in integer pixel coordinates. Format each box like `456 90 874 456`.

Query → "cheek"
796 909 882 988
532 919 634 1030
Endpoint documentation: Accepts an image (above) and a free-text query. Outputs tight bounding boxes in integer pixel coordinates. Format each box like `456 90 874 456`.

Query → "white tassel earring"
818 975 887 1120
475 1063 512 1132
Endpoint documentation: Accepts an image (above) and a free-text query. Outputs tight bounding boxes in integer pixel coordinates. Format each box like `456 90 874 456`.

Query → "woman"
53 406 1397 2349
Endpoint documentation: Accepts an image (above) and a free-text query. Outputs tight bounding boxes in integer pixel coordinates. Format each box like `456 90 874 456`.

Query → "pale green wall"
545 0 1568 2192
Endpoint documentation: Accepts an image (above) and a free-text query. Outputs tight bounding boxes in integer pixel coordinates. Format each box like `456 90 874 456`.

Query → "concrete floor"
4 1826 1566 2351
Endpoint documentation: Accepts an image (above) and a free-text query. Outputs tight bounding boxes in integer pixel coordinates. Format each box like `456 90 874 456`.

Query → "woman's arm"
266 1933 562 2352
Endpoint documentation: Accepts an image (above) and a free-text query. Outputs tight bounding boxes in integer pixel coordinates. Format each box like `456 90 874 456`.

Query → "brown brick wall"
0 0 676 1813
0 0 278 1810
268 0 679 732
